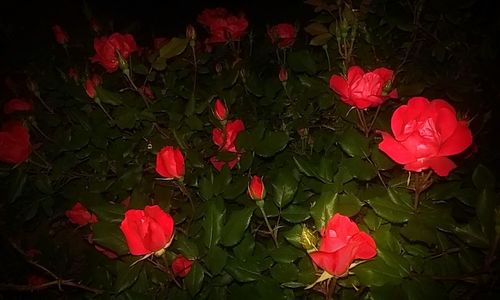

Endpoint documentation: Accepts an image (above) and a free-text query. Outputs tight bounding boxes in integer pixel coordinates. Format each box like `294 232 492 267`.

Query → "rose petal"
427 156 457 177
378 131 416 164
438 121 473 156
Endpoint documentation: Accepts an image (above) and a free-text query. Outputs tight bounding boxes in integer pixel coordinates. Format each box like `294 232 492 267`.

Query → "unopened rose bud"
215 63 223 74
186 25 196 41
213 99 228 121
118 53 129 72
248 176 265 201
279 67 288 82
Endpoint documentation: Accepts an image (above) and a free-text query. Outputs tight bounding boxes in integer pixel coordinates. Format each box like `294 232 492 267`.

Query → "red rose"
330 66 398 109
213 99 228 121
156 146 185 179
120 205 174 256
65 202 98 226
268 23 297 48
248 175 265 201
209 155 240 171
52 25 68 45
171 255 193 277
197 8 248 43
378 97 473 176
84 74 102 98
91 33 138 73
309 213 376 277
68 68 79 82
3 98 33 114
212 119 245 152
0 121 31 164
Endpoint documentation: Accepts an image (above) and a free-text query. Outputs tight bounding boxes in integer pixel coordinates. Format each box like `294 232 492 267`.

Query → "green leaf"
202 199 225 248
8 169 27 203
311 191 337 229
288 50 318 75
270 245 305 263
174 234 200 259
353 257 403 287
159 37 188 60
366 188 413 223
309 33 333 46
335 193 363 217
338 127 370 157
453 220 489 248
223 175 248 199
472 164 495 189
255 131 289 157
114 107 137 129
342 157 377 181
282 204 311 223
476 188 496 238
371 148 395 171
293 154 337 183
270 168 298 208
221 207 255 247
113 261 143 293
90 202 125 223
270 263 299 283
96 88 123 105
284 224 303 248
205 246 228 275
185 262 204 297
92 221 128 255
304 23 329 35
234 233 255 261
225 258 262 282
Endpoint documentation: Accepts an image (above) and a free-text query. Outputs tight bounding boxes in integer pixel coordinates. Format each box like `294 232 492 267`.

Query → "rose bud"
52 24 69 45
120 205 174 256
248 175 265 201
155 146 185 179
213 99 228 121
186 24 196 41
171 255 193 277
84 74 102 99
279 67 288 82
65 202 98 226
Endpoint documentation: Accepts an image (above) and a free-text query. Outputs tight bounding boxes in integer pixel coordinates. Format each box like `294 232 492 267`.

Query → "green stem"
259 205 279 248
356 109 369 137
368 105 381 133
124 70 150 109
95 99 114 123
322 44 331 71
190 44 198 104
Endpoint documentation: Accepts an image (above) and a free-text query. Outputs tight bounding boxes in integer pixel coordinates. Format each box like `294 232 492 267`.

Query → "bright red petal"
330 75 348 99
378 131 415 164
438 121 473 156
120 210 149 255
427 156 457 177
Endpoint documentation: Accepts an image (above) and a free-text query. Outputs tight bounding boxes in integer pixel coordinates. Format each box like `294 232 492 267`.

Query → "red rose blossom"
213 99 228 121
378 97 473 176
91 33 138 73
210 119 245 171
171 255 193 277
120 205 174 256
65 202 98 226
309 213 376 277
197 8 248 43
330 66 398 109
0 121 31 164
248 175 265 200
268 23 297 48
3 98 33 114
52 25 68 45
156 146 185 179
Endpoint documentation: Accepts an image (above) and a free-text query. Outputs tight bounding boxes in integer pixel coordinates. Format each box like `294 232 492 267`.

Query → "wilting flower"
268 23 297 48
248 175 265 201
309 213 376 277
156 146 185 179
3 98 33 114
213 99 228 121
91 33 138 72
52 25 69 45
0 121 31 164
120 205 174 256
171 255 193 277
378 97 473 176
66 202 98 226
330 66 397 109
197 8 248 43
